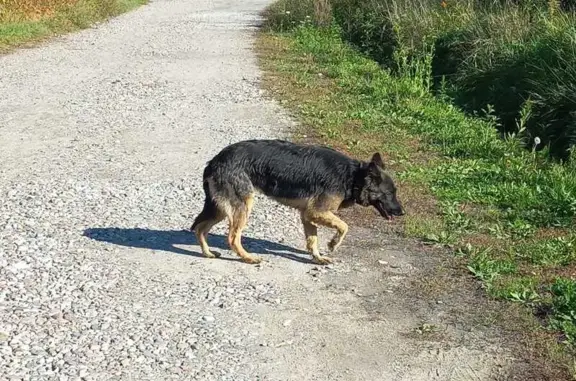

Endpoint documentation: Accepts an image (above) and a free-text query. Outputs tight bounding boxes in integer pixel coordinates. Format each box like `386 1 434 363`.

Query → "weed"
467 247 516 284
413 323 437 335
515 236 576 267
491 275 541 305
550 278 576 346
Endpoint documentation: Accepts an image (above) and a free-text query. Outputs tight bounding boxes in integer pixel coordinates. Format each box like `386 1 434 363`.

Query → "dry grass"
313 0 332 29
0 0 147 52
0 0 77 21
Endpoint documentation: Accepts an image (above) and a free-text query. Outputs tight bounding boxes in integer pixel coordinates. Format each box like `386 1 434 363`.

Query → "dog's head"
358 153 405 220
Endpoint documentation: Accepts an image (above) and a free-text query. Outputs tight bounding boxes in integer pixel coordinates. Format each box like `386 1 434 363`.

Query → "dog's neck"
350 162 369 205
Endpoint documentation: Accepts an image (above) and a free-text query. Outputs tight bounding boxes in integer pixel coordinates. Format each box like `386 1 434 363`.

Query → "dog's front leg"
301 213 333 265
307 211 348 253
327 215 348 253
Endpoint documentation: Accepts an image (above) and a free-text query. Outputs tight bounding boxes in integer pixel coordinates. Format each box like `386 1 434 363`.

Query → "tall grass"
280 0 576 161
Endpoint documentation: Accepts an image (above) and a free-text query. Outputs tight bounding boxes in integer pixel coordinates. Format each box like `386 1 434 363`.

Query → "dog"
190 139 404 265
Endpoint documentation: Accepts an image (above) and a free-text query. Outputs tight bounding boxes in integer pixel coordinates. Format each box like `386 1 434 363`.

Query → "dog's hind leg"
191 197 225 259
227 194 262 264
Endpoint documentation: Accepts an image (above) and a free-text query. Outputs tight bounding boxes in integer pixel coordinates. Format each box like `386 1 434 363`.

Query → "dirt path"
1 0 519 380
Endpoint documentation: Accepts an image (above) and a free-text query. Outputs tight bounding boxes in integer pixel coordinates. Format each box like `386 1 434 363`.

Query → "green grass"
0 0 147 52
257 3 576 372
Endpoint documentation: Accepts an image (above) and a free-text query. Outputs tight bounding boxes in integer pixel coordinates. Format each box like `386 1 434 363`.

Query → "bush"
261 0 315 32
440 12 576 161
260 2 576 352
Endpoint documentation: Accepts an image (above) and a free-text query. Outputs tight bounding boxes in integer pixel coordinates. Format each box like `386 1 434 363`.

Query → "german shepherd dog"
190 139 404 265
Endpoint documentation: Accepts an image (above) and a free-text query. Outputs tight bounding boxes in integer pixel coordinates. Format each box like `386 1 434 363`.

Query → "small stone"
378 260 388 265
202 316 215 323
282 320 292 327
185 350 196 359
30 346 43 355
50 310 63 319
10 261 30 271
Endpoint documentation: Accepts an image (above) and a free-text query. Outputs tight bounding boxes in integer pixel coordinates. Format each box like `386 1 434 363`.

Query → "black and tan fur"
190 139 404 265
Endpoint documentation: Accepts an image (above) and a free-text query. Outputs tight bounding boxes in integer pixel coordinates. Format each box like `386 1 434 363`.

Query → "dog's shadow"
83 227 313 264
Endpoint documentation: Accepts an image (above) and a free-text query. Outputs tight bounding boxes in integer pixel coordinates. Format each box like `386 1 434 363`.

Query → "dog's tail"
190 168 218 232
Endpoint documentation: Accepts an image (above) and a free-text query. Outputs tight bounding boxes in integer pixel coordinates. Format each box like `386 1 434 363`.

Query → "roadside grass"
256 13 576 377
0 0 147 52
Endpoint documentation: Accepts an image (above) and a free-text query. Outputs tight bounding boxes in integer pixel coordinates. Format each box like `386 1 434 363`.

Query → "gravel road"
1 0 520 380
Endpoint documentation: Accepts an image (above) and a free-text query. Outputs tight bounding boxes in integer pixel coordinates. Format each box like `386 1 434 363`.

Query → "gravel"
0 178 284 379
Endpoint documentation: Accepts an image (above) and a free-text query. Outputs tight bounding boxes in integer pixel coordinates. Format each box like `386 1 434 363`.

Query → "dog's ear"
369 152 385 170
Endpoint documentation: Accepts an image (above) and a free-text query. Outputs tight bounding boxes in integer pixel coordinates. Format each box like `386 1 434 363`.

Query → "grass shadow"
83 227 313 264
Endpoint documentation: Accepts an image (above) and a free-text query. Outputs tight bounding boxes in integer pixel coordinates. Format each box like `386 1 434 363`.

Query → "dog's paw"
313 255 333 265
203 251 221 259
241 255 262 264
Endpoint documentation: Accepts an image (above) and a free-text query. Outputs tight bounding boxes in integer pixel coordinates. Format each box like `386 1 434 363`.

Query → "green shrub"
444 13 576 160
259 7 576 355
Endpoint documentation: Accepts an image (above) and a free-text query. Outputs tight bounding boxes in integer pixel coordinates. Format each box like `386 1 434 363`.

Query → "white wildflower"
534 137 541 146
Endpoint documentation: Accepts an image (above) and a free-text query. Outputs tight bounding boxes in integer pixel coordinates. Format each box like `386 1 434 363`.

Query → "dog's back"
204 139 361 201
